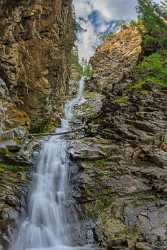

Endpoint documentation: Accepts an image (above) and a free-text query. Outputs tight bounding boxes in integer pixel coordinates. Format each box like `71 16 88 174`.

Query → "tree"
137 0 167 49
137 0 166 35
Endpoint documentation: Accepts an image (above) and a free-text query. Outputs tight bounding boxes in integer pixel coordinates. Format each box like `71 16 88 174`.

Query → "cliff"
71 26 167 250
0 0 74 132
0 0 74 248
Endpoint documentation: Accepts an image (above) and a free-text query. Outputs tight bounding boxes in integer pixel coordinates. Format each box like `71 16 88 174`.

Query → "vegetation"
137 0 167 49
82 61 92 79
127 0 167 88
71 48 92 79
136 52 167 86
71 48 83 76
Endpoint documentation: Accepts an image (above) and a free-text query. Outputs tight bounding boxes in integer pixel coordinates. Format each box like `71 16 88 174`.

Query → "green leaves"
136 52 167 86
137 0 167 49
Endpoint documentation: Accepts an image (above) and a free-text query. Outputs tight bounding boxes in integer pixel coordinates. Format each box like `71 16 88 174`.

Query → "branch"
30 127 85 137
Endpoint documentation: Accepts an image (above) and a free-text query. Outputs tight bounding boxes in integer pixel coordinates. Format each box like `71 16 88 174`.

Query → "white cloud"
73 0 160 61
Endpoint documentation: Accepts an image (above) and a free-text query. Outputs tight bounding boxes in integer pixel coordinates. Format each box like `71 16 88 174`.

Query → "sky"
73 0 160 61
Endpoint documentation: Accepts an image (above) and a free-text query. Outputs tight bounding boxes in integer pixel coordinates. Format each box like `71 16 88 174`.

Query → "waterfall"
11 77 88 250
10 0 97 248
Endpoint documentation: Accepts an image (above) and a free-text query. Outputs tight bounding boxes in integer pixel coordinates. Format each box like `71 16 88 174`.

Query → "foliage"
135 52 167 86
82 62 92 79
137 0 167 49
137 0 165 34
142 34 158 47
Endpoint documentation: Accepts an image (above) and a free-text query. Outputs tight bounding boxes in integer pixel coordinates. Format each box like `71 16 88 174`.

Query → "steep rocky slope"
0 0 74 248
0 0 74 132
71 26 167 250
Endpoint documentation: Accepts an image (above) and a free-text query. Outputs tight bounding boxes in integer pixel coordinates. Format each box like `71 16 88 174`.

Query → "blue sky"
73 0 161 61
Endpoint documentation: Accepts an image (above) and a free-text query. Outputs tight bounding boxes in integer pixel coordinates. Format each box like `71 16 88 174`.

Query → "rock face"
0 0 74 131
0 0 74 248
71 26 167 250
0 128 36 250
89 26 141 92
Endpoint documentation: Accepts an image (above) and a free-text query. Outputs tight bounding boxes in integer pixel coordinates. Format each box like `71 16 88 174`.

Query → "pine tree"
137 0 167 48
137 0 166 35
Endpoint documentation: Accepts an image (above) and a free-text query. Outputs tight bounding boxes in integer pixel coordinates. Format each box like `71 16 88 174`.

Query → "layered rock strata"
71 26 167 250
0 1 74 248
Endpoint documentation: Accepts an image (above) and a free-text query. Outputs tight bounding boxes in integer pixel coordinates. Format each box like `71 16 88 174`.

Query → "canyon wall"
0 0 74 132
71 26 167 250
0 0 74 248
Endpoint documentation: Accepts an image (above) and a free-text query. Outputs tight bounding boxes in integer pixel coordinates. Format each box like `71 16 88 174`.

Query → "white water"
11 78 88 250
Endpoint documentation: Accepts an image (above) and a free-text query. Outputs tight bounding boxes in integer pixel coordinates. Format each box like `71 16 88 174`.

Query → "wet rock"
73 92 104 120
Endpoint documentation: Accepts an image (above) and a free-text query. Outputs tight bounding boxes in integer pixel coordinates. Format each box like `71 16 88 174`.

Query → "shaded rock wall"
71 26 167 250
0 0 74 131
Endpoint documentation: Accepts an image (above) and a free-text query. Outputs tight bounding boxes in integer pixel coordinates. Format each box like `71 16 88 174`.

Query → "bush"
136 52 167 86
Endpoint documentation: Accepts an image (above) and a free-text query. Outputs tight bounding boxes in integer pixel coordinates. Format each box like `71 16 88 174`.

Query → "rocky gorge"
0 0 74 248
0 1 167 250
70 25 167 250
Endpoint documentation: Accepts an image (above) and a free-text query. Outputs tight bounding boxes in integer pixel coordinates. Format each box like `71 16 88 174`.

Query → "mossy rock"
114 96 128 104
73 92 104 120
6 104 30 130
0 163 27 173
136 242 152 250
96 210 138 248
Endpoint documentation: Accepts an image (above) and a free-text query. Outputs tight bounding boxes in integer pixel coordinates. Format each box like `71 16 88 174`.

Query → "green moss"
32 118 57 134
130 81 145 89
114 96 128 104
96 213 138 248
0 163 27 174
84 91 99 98
84 195 113 220
0 147 10 156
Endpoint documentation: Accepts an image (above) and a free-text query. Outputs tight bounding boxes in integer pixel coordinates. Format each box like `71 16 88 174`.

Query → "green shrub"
143 34 159 48
136 52 167 86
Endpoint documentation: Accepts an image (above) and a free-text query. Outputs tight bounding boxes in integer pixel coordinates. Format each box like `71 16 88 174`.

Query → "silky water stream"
10 78 93 250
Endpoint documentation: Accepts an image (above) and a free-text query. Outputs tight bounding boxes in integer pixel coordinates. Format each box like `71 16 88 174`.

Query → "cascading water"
11 78 88 250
